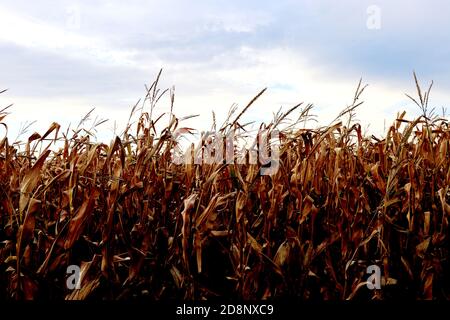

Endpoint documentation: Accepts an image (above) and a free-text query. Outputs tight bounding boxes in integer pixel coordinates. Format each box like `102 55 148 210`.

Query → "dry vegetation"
0 73 449 300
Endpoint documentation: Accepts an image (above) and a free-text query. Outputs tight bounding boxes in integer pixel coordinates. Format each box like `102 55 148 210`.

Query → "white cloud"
0 0 449 142
202 11 273 33
0 5 139 67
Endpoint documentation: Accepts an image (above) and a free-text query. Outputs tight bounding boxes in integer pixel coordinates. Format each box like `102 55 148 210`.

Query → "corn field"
0 73 449 300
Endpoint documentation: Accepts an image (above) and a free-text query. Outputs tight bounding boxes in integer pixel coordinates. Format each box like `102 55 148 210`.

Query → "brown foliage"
0 74 449 300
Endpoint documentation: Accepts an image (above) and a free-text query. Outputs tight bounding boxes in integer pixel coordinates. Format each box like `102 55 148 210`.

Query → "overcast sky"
0 0 449 141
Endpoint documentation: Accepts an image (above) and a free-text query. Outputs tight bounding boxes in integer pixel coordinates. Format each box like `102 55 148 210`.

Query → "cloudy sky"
0 0 449 141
